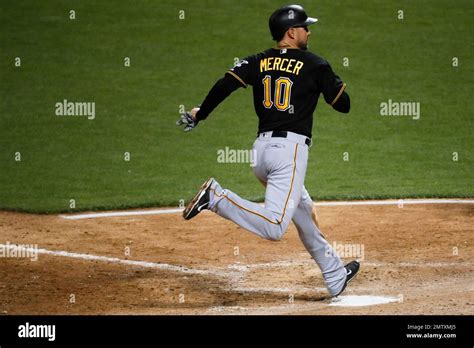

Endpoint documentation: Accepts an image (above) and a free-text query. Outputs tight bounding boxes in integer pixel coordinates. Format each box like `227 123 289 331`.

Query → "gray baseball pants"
209 131 346 296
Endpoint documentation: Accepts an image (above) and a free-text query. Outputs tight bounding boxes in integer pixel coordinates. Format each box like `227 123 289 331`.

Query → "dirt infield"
0 201 473 315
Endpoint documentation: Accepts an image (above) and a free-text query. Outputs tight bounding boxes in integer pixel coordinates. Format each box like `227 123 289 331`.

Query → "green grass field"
1 0 473 213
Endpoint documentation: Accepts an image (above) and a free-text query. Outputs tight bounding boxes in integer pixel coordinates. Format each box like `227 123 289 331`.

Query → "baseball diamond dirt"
0 201 472 315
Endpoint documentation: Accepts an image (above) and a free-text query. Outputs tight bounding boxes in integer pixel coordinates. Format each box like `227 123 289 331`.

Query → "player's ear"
287 28 296 39
285 28 295 39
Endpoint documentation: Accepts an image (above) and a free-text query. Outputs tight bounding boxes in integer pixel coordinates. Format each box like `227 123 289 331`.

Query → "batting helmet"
269 5 318 41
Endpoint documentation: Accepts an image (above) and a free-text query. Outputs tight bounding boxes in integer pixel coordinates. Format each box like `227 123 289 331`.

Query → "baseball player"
177 4 359 297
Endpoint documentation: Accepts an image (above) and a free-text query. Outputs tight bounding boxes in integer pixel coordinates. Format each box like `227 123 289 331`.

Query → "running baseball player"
176 4 359 297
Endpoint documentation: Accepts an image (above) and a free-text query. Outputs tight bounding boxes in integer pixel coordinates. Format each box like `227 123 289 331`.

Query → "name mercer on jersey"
260 57 304 75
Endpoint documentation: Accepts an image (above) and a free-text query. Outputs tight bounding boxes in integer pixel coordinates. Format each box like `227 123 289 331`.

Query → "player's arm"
195 73 245 121
175 74 243 131
318 63 350 114
176 57 254 131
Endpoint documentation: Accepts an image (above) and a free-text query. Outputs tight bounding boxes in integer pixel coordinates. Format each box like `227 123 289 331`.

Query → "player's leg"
209 138 308 241
292 187 347 296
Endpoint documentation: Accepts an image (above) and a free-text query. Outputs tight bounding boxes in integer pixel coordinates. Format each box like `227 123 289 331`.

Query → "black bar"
0 315 472 345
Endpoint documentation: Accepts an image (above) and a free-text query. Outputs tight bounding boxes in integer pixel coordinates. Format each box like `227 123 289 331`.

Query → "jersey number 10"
262 75 294 112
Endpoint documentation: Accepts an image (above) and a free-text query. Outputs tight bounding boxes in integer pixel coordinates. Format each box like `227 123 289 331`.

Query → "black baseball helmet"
269 4 318 41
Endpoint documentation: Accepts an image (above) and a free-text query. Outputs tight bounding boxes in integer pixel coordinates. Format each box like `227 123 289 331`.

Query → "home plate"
329 295 399 307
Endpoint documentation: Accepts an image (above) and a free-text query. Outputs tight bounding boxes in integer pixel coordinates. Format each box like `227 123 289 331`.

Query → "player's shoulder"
300 50 330 67
246 49 274 61
235 51 267 67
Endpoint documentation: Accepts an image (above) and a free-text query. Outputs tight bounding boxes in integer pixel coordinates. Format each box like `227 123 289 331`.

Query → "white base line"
3 244 471 280
60 208 183 220
315 199 474 206
59 199 474 220
0 244 228 277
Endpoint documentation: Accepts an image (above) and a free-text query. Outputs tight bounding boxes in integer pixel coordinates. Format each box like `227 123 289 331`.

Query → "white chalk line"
0 244 231 278
318 198 474 206
3 244 471 274
60 208 183 220
3 244 471 282
59 199 474 220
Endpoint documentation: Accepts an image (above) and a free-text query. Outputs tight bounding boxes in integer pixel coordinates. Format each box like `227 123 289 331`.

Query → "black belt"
262 130 312 146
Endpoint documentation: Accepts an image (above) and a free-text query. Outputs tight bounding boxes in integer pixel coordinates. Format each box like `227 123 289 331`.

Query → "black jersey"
227 48 346 138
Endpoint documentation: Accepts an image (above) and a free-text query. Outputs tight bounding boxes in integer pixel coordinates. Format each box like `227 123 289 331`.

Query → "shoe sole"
183 177 213 220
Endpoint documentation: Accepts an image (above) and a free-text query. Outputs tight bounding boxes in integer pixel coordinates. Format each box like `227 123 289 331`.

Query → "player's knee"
266 222 288 241
268 231 283 241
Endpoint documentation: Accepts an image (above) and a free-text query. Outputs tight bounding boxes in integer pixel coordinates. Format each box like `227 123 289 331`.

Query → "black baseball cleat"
183 177 215 220
334 260 360 297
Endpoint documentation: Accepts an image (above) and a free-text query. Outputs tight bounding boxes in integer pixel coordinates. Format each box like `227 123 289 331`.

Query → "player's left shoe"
333 260 360 297
183 177 215 220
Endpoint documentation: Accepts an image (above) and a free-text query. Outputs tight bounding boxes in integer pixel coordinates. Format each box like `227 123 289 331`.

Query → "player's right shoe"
183 177 215 220
333 260 360 297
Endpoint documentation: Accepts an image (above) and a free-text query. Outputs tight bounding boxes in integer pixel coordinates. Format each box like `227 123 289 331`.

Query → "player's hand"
176 107 200 132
